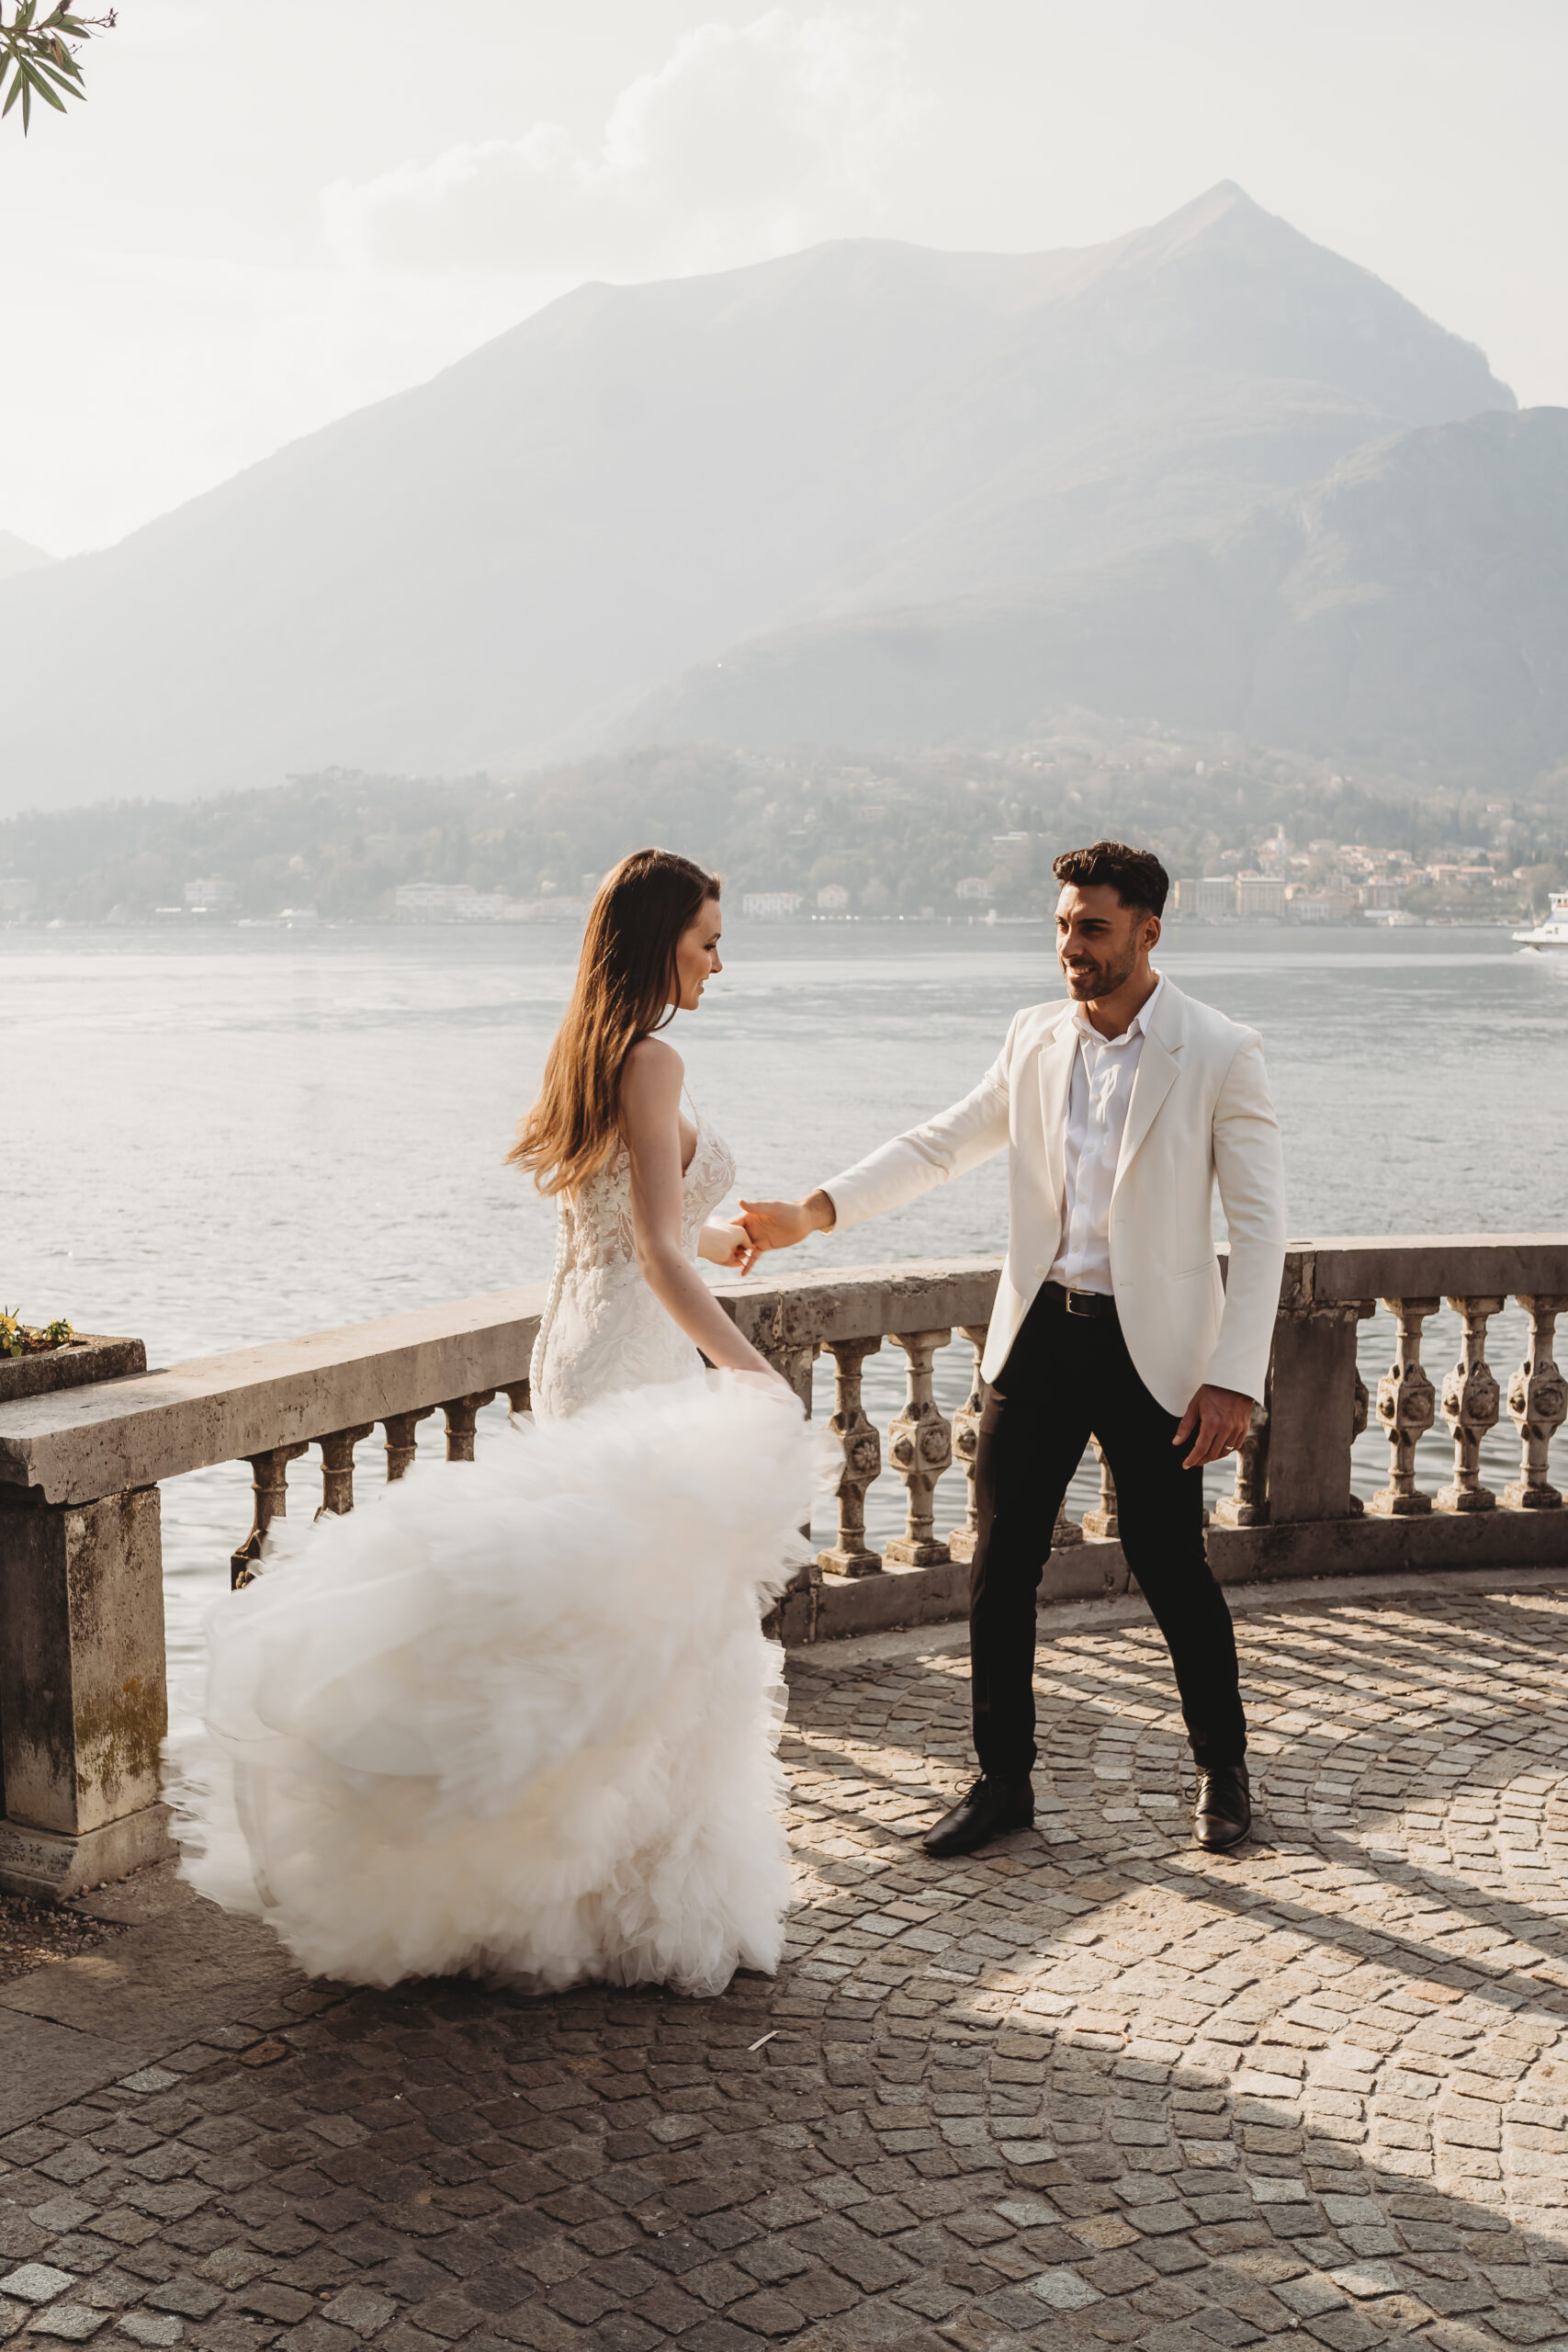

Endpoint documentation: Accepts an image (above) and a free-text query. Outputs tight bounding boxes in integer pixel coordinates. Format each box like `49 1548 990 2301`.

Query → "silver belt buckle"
1065 1289 1098 1317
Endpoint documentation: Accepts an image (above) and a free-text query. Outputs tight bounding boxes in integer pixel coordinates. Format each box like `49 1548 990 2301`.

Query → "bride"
171 849 820 1996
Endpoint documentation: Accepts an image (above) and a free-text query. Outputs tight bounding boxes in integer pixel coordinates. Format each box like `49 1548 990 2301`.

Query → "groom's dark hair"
1053 839 1168 920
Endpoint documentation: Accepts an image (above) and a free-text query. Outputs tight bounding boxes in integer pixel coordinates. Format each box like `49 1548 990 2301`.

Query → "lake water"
5 920 1567 1727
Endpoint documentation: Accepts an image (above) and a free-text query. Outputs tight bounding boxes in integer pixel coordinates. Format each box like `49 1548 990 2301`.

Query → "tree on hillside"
1 3 114 131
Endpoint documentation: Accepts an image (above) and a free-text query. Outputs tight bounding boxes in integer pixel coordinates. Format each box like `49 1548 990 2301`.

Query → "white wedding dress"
169 1114 820 1996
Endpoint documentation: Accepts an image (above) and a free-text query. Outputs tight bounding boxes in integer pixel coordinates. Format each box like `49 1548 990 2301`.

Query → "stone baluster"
947 1326 987 1566
231 1440 310 1588
1214 1401 1269 1527
885 1329 953 1566
1436 1295 1505 1511
1083 1437 1119 1539
1371 1296 1440 1514
818 1339 884 1577
757 1338 820 1636
317 1423 375 1517
441 1391 498 1462
1349 1361 1370 1515
761 1341 818 1414
1504 1295 1568 1510
382 1408 434 1482
503 1382 532 1420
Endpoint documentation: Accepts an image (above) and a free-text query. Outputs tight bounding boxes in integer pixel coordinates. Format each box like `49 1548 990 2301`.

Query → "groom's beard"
1063 944 1139 999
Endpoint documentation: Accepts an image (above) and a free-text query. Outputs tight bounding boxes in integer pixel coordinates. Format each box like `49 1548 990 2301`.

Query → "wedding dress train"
170 1116 820 1995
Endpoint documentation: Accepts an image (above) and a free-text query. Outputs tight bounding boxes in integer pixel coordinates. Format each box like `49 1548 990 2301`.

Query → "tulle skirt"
167 1373 823 1996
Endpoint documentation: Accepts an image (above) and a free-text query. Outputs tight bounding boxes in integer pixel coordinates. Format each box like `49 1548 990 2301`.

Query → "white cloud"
321 8 930 280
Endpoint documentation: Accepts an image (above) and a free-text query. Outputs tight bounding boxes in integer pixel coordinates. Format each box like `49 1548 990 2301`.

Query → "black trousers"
969 1283 1247 1780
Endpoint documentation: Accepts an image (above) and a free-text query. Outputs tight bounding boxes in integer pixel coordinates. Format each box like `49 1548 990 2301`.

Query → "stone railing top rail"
711 1256 1003 1351
0 1286 547 1505
1284 1235 1568 1306
0 1236 1562 1508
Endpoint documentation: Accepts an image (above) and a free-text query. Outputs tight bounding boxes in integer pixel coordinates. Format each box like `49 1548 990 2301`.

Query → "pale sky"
4 0 1564 557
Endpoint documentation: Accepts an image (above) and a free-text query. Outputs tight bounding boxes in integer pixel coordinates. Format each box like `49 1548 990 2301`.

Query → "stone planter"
0 1334 145 1408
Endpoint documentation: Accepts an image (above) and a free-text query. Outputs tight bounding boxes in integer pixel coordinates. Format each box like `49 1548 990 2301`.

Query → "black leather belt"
1043 1281 1118 1321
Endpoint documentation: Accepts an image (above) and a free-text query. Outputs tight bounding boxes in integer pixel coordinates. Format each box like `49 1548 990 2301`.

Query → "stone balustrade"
0 1237 1564 1901
0 1290 544 1899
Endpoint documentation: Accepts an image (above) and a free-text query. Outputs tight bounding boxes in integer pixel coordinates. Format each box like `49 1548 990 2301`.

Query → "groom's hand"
737 1190 837 1254
1173 1384 1255 1470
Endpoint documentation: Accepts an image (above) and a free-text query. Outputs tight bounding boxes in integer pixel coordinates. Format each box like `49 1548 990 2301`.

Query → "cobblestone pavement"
1 1579 1566 2352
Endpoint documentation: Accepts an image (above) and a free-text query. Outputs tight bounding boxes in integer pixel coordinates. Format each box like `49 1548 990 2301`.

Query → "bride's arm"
620 1038 782 1381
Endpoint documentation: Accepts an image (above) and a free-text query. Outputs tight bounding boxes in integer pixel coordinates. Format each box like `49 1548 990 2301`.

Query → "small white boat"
1515 889 1568 950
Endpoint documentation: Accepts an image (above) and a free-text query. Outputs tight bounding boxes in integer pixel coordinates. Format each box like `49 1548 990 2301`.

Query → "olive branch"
1 2 116 133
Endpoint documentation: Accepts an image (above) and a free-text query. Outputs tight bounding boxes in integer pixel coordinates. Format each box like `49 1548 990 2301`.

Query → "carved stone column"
1083 1438 1119 1539
1213 1401 1269 1527
318 1423 374 1517
382 1408 434 1482
818 1338 883 1577
885 1329 953 1566
1264 1300 1374 1521
503 1382 532 1420
1436 1295 1505 1512
1504 1295 1568 1510
0 1484 173 1899
947 1325 987 1566
1371 1296 1439 1515
441 1391 497 1462
231 1440 310 1586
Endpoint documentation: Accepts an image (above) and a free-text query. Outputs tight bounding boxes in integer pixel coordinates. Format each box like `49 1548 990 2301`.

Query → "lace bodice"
529 1114 738 1419
555 1116 736 1277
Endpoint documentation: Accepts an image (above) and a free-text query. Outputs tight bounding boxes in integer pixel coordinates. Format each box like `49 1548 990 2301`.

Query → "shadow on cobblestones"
0 1586 1562 2352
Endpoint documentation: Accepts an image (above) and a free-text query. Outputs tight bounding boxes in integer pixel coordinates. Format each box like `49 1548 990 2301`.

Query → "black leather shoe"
923 1775 1034 1859
1194 1761 1252 1852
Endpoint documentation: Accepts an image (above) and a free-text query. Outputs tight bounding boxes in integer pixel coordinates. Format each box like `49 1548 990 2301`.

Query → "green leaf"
33 44 83 88
17 53 70 108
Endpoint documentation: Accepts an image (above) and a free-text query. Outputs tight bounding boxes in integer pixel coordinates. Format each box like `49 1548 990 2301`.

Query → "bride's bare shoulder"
621 1035 683 1101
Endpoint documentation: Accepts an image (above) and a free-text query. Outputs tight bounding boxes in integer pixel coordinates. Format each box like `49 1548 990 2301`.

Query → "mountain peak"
0 192 1524 808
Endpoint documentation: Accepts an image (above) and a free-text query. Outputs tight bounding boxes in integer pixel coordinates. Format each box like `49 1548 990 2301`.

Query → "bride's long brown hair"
509 847 719 1196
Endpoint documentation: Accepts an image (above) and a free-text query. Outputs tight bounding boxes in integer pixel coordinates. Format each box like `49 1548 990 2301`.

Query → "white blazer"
822 978 1287 1415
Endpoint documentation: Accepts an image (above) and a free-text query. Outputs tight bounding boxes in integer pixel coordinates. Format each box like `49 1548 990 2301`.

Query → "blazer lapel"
1112 982 1186 1193
1035 1012 1077 1215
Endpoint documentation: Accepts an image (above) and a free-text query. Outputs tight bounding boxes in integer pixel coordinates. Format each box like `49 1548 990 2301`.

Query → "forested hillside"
5 724 1563 925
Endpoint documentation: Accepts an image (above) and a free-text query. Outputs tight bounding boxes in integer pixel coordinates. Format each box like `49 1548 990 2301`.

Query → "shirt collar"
1069 973 1165 1049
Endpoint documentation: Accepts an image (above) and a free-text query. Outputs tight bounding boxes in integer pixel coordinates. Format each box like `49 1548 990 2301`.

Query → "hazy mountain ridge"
634 407 1568 773
0 532 53 582
0 184 1524 812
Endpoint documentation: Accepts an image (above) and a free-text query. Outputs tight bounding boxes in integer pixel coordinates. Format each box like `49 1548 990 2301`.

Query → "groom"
739 841 1287 1858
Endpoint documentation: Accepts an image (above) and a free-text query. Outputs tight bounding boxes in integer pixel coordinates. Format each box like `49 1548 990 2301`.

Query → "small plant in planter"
0 1309 76 1359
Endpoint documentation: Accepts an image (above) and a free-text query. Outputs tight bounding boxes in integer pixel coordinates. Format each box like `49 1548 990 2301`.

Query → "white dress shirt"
1047 976 1166 1295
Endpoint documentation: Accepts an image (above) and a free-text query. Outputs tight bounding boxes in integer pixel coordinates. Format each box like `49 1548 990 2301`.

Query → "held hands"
736 1190 836 1258
1173 1384 1255 1470
699 1222 761 1274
